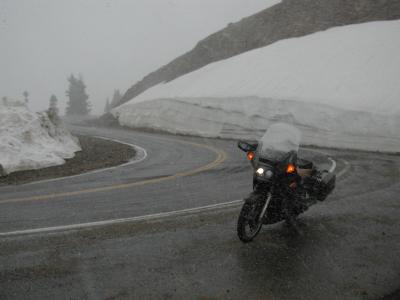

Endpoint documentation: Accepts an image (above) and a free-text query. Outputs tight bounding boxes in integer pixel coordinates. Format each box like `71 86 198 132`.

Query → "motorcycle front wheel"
237 201 263 243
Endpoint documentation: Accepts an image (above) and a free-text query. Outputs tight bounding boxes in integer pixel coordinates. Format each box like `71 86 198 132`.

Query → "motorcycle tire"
237 202 263 243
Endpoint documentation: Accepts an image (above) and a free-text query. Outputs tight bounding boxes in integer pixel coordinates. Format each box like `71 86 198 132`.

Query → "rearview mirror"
237 141 258 152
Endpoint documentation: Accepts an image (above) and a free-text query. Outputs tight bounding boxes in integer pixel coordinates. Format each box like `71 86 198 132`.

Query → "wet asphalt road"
0 126 399 299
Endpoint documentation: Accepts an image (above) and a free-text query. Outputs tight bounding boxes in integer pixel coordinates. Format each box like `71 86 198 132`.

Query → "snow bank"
114 21 400 152
114 97 400 152
0 101 81 175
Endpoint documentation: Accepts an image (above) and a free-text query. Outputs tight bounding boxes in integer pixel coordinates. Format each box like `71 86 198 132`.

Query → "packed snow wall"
0 101 81 175
114 21 400 152
115 97 400 152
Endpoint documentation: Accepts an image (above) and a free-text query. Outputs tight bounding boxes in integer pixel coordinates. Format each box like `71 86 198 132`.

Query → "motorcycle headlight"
256 167 273 178
256 168 265 176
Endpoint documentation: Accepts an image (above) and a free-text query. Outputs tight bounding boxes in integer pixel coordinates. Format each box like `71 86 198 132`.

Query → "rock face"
118 0 400 106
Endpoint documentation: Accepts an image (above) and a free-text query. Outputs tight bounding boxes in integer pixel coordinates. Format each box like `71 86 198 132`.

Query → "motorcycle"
236 123 336 243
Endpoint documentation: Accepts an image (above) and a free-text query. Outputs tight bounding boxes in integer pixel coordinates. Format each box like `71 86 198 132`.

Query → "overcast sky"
0 0 276 114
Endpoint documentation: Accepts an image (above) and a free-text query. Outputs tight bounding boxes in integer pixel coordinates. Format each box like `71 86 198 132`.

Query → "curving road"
0 125 399 299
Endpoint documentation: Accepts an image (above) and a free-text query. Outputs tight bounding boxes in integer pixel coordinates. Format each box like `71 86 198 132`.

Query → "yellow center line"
0 140 227 205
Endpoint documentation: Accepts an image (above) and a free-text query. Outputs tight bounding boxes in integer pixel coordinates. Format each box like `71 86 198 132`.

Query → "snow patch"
0 101 81 175
114 21 400 152
116 97 400 152
121 20 400 114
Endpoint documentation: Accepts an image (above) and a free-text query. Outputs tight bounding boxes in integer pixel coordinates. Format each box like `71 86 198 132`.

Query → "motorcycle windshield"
257 123 301 162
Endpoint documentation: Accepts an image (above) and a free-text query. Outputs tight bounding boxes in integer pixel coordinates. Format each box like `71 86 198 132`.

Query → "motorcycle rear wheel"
237 202 263 243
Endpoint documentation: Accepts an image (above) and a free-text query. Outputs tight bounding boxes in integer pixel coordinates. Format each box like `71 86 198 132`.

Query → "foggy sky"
0 0 274 114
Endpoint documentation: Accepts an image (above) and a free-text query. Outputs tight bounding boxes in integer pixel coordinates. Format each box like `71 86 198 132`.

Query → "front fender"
245 185 272 205
252 177 273 192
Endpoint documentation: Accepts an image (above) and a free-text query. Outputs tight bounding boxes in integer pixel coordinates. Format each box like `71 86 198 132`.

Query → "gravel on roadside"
0 135 136 186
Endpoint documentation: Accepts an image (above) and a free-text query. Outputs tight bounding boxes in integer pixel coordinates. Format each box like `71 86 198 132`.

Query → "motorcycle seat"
297 159 313 170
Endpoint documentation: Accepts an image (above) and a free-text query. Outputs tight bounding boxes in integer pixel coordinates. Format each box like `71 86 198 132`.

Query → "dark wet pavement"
0 126 399 299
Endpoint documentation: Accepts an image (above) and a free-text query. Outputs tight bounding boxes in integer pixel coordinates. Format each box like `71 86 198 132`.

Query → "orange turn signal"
286 163 296 174
247 151 255 161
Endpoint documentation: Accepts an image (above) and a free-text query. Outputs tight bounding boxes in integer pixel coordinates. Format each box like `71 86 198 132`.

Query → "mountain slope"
118 0 400 106
121 21 400 114
113 21 400 152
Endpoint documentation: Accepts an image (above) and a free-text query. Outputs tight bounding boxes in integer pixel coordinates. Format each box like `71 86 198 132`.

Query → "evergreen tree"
2 96 7 105
110 89 122 108
104 98 111 114
49 94 58 110
65 74 91 115
48 94 59 120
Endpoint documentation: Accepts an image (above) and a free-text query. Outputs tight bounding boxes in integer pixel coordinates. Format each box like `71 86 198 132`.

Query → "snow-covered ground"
114 21 400 152
0 101 81 175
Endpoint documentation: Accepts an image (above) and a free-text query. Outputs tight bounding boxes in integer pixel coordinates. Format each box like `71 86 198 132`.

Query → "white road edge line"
0 200 243 237
22 136 147 186
327 157 337 173
0 151 350 238
336 159 351 178
307 148 349 177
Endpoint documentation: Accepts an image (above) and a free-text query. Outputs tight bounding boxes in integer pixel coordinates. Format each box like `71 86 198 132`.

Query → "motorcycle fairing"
256 123 301 163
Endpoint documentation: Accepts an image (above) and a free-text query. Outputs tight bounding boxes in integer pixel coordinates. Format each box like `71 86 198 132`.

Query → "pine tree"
104 98 111 114
49 94 58 111
65 74 91 115
110 89 122 108
48 94 59 121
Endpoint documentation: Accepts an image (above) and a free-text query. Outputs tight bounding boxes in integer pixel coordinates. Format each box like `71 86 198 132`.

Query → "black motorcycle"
236 123 336 243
